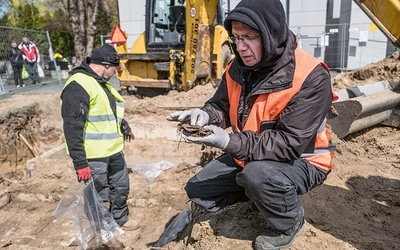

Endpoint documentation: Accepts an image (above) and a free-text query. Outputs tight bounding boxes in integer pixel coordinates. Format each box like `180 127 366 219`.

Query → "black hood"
224 0 289 71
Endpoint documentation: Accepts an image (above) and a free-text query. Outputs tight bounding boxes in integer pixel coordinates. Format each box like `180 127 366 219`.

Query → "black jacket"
8 47 24 67
201 0 333 163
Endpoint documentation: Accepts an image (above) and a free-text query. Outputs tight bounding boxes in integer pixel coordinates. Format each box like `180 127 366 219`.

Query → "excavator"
110 0 400 138
111 0 232 96
327 0 400 138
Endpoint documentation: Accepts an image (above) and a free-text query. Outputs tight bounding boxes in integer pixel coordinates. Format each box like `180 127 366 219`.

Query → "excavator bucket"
327 81 400 138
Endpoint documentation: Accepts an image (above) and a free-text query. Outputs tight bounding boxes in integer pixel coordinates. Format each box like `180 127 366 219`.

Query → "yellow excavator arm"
353 0 400 48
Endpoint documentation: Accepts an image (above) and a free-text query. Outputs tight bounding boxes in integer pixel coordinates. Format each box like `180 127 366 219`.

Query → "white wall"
286 1 327 26
118 0 146 50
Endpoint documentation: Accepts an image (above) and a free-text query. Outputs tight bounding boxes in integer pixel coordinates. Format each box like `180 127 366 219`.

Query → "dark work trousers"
87 151 130 226
11 64 23 86
185 154 329 234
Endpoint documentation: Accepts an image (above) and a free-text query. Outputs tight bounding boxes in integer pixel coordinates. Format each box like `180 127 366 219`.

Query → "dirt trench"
0 104 63 177
0 105 42 174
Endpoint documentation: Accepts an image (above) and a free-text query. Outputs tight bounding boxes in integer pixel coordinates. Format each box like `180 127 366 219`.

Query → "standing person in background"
60 44 139 240
19 36 41 85
167 0 337 249
7 41 24 87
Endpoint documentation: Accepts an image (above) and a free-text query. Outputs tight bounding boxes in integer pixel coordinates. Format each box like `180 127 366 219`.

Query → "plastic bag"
127 160 174 183
153 205 192 247
53 179 124 250
21 66 29 80
37 64 44 78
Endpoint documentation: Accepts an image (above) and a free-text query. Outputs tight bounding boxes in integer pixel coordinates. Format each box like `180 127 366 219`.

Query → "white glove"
182 125 230 150
167 108 210 126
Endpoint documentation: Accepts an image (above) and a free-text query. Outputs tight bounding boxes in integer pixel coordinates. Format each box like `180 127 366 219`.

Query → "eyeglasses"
229 35 261 45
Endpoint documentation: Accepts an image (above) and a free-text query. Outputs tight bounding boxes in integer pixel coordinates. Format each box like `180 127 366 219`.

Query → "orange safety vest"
227 48 335 171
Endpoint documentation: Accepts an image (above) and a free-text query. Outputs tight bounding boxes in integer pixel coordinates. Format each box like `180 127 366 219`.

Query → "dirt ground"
0 52 399 250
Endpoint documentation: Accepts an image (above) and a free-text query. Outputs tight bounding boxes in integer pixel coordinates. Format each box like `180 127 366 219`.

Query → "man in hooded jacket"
167 0 336 249
60 44 139 234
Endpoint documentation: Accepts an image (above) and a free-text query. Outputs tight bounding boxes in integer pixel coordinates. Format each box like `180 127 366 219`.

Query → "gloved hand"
76 166 92 182
167 108 210 126
182 125 230 150
121 119 135 142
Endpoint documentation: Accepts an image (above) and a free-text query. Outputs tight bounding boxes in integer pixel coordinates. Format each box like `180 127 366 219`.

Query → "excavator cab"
115 0 232 94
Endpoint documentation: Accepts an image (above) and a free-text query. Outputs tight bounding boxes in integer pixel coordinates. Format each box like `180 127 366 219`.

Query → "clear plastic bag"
128 160 174 183
53 179 124 250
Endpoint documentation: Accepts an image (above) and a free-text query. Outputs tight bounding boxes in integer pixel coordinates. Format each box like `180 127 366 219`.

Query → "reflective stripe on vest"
227 48 335 171
63 73 125 158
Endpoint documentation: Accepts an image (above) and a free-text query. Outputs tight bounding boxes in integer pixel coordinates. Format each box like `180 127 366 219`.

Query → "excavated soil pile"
332 51 400 90
0 53 399 250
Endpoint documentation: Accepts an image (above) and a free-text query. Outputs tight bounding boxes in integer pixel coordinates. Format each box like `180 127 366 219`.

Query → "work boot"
254 219 306 250
121 219 140 231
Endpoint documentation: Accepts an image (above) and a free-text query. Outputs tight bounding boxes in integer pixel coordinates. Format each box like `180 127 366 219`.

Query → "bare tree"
68 0 85 65
85 0 100 57
67 0 100 65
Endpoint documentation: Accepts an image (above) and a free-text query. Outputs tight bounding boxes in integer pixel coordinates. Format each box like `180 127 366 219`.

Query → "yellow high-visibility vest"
63 73 125 158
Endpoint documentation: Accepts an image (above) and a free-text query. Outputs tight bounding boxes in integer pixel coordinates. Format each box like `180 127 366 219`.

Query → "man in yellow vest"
167 0 337 249
60 44 139 235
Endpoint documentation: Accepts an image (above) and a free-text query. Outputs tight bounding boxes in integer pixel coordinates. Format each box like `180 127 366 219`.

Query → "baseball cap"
90 44 120 66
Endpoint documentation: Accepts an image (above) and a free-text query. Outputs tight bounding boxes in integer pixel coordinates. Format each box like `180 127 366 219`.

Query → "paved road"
0 75 120 100
0 80 64 100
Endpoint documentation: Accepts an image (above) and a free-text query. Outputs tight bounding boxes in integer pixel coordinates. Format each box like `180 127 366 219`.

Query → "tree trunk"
68 0 86 66
67 0 100 66
85 0 99 57
101 0 110 17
